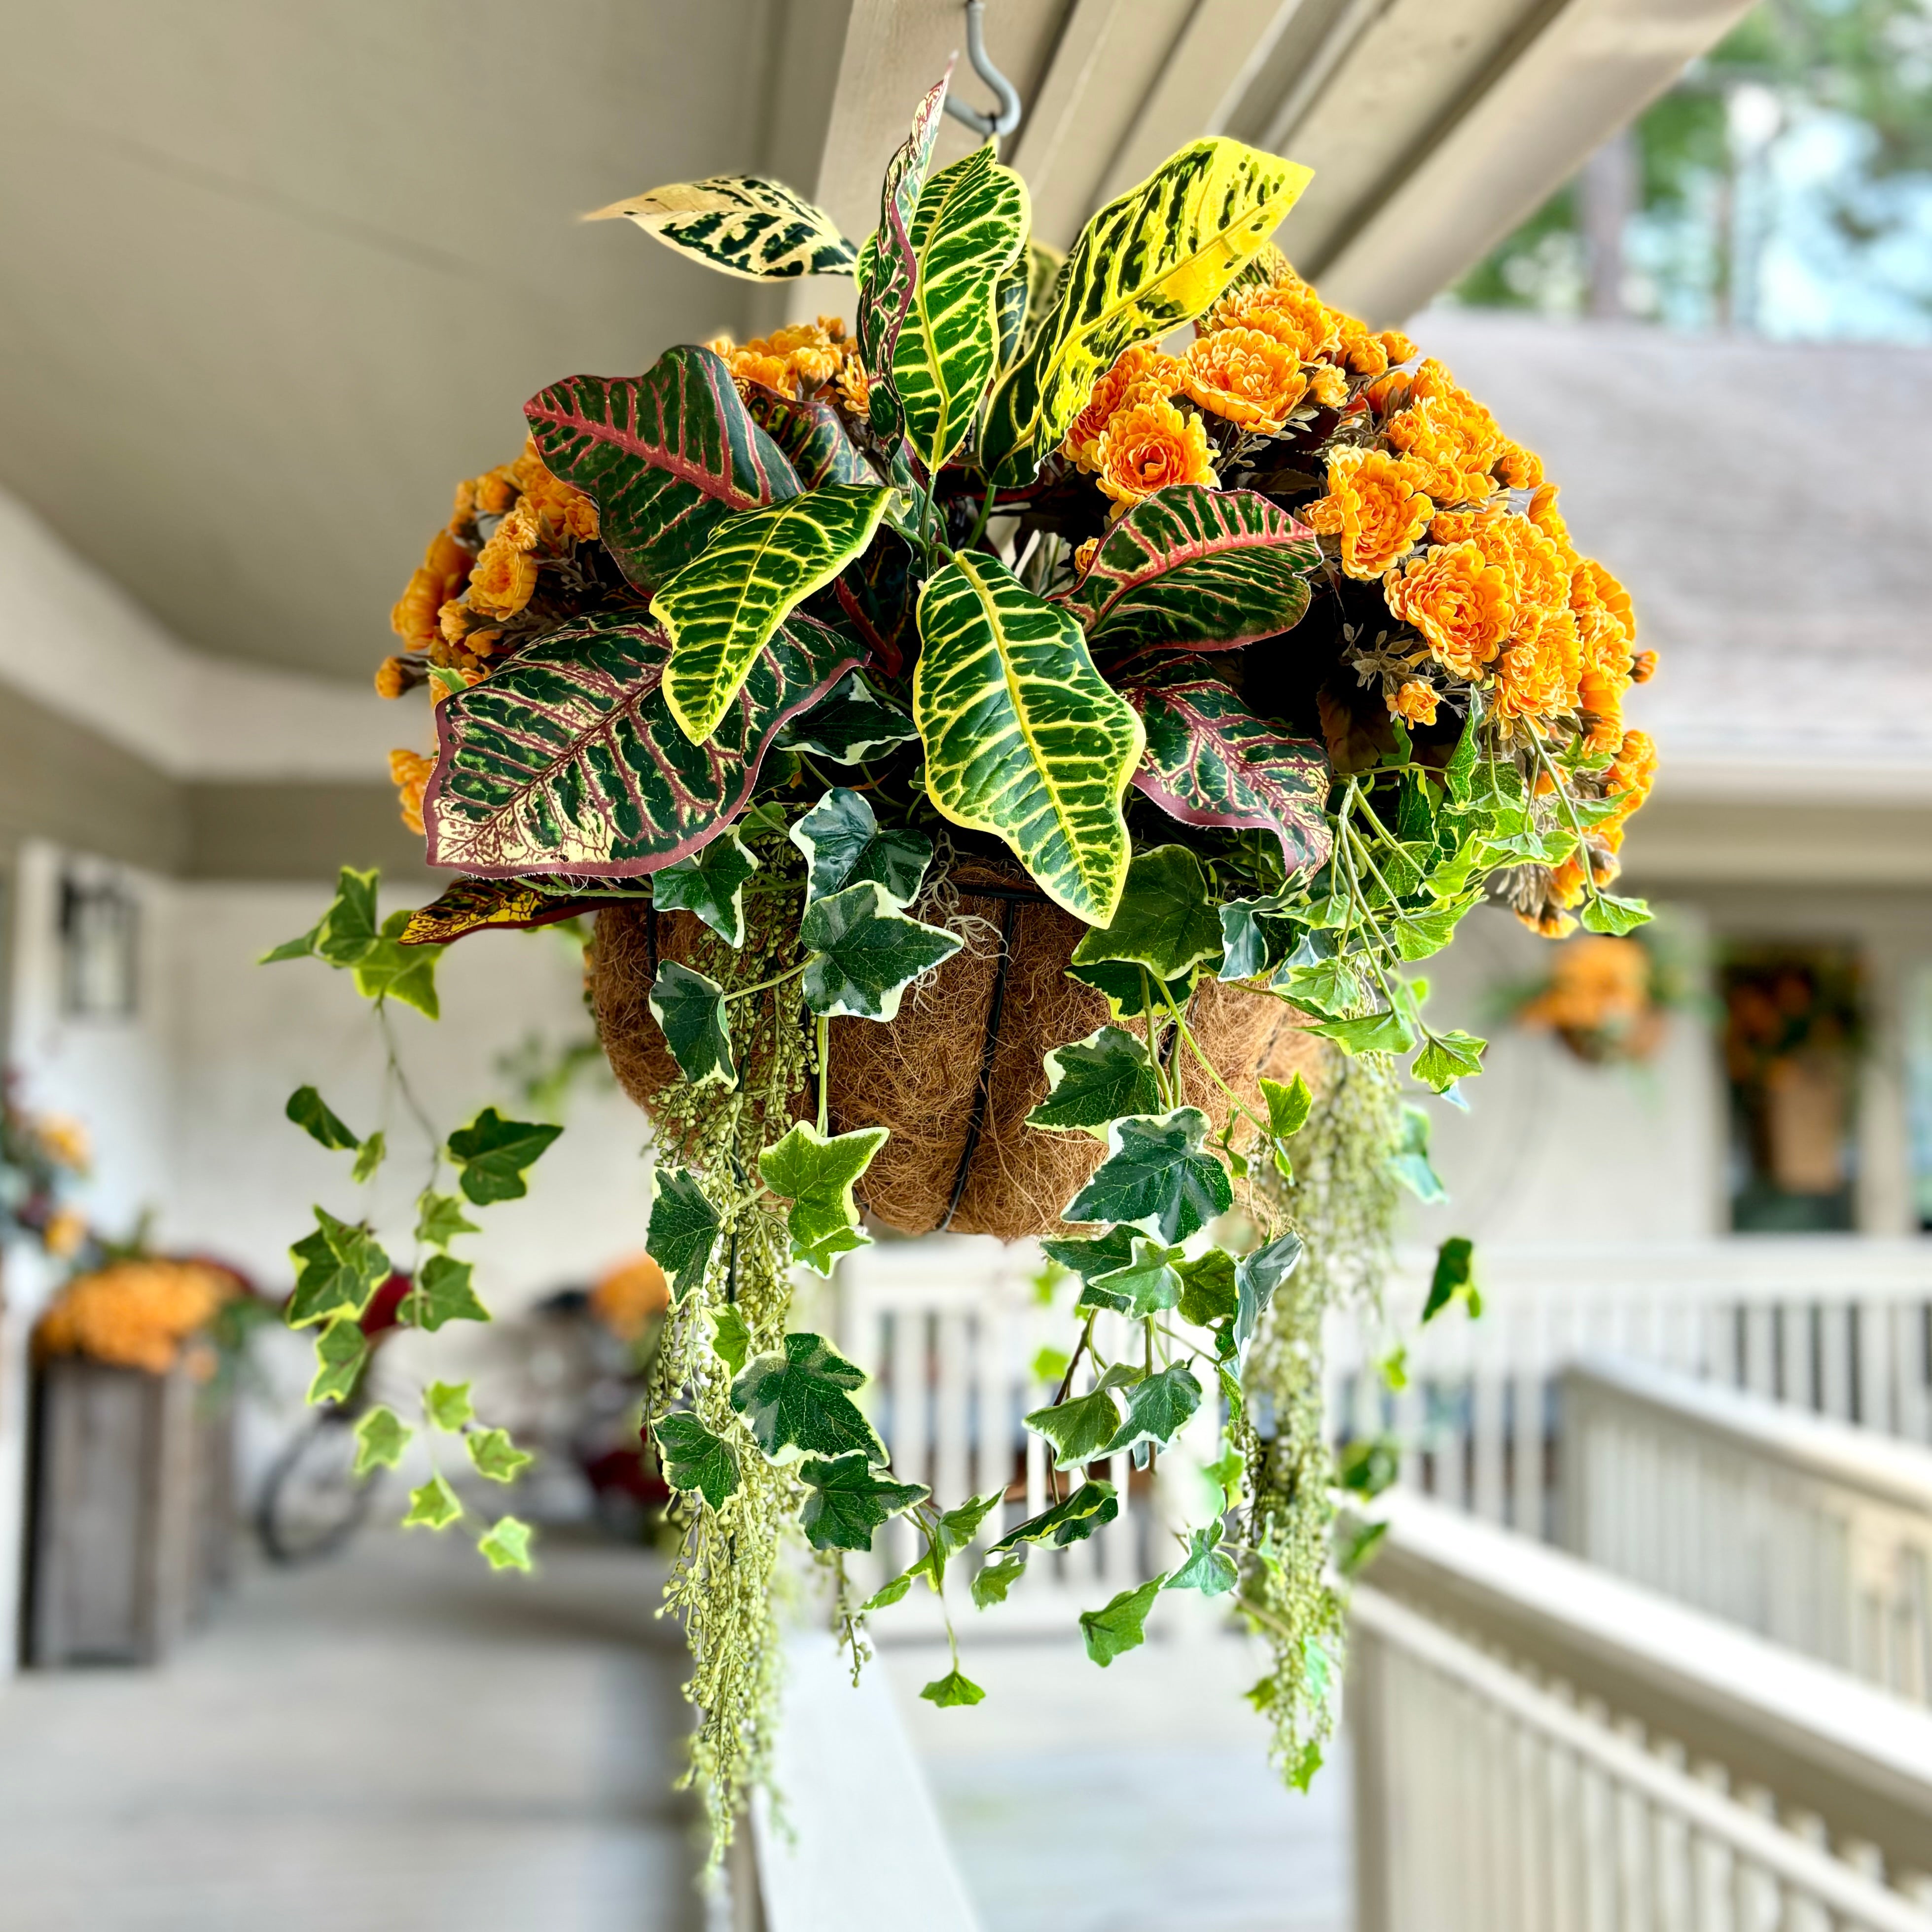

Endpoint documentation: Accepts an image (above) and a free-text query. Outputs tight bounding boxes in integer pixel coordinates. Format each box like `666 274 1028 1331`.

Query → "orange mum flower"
1601 728 1658 834
1491 608 1580 724
1385 361 1507 503
1216 274 1339 363
836 357 871 415
374 656 409 701
512 437 599 543
1181 327 1308 432
1429 507 1570 646
1495 441 1544 489
472 465 521 517
1390 679 1438 725
1064 344 1185 469
390 529 476 649
1382 540 1512 679
1571 557 1636 649
466 525 540 621
1629 649 1658 685
1304 449 1433 579
389 749 435 835
1306 363 1349 408
1095 397 1216 509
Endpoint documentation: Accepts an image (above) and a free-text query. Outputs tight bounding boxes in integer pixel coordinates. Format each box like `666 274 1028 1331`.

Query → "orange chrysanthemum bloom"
390 748 434 835
1491 608 1581 724
1181 327 1308 432
1382 539 1512 679
1306 363 1349 408
389 529 476 649
1429 506 1570 646
1095 397 1216 509
836 357 871 415
1527 480 1571 548
1571 557 1636 649
1064 344 1185 469
1328 315 1389 377
512 437 599 543
1304 449 1433 579
1073 537 1099 574
374 656 409 701
473 465 521 517
1629 649 1658 685
1216 274 1339 363
1390 679 1439 725
1495 441 1545 489
466 525 540 621
1385 361 1507 503
1600 728 1658 833
36 1260 233 1376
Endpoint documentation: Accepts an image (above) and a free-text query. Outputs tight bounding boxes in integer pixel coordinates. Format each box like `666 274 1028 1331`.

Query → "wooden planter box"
26 1359 233 1666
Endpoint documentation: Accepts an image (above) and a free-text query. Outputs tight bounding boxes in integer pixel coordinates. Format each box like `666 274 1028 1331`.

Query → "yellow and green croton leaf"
526 348 800 595
654 482 893 743
913 552 1144 926
583 176 858 279
425 609 859 877
1059 485 1318 653
400 879 604 947
1123 662 1332 875
742 386 875 489
980 139 1314 487
894 143 1030 475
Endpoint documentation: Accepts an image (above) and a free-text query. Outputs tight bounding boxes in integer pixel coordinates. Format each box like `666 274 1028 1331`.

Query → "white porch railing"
1352 1494 1932 1931
1561 1353 1932 1702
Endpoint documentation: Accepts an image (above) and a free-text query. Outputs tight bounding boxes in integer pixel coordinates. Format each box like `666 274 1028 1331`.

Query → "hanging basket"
590 862 1325 1243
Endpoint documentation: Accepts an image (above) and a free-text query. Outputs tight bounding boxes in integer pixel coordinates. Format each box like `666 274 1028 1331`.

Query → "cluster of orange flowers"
1516 935 1665 1063
36 1259 236 1376
709 316 870 417
588 1252 671 1342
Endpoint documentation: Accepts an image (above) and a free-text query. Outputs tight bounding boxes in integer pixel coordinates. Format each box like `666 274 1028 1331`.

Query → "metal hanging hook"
942 0 1023 140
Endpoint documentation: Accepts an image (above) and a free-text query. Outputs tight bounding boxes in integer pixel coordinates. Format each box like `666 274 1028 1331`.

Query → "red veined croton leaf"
423 608 861 878
743 384 875 489
399 879 609 948
1059 485 1318 653
1124 659 1333 876
525 346 799 596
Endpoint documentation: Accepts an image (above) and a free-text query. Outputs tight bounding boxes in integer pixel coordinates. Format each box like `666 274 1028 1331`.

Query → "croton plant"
280 70 1659 1855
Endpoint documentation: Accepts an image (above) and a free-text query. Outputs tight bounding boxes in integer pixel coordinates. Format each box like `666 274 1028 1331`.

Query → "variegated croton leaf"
400 879 607 947
424 609 860 878
742 386 876 489
525 347 798 596
1124 660 1333 877
1059 485 1318 653
583 177 858 279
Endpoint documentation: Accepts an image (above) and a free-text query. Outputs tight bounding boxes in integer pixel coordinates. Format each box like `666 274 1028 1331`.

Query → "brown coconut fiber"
590 865 1325 1243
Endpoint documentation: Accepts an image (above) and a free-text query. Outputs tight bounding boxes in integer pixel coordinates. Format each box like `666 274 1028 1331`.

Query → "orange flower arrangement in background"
36 1259 236 1376
708 316 853 400
589 1253 671 1342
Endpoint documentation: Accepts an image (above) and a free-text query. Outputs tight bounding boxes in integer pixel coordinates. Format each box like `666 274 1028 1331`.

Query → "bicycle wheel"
255 1409 379 1565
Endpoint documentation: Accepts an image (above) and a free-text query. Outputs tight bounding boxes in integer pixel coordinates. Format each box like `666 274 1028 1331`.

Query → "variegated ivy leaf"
800 881 962 1021
1080 1575 1166 1667
797 1451 929 1553
856 69 952 452
525 348 799 596
1063 1108 1234 1244
1124 664 1333 877
647 1170 721 1301
1027 1025 1163 1137
308 1317 368 1404
1235 1231 1304 1361
404 1473 463 1531
353 1406 411 1477
729 1331 884 1465
774 670 916 765
1024 1388 1121 1470
654 1411 740 1510
649 961 736 1089
650 831 758 946
1038 1226 1139 1283
1166 1525 1239 1596
654 482 893 743
914 552 1144 926
425 608 859 878
584 176 858 279
476 1516 535 1573
990 1479 1119 1553
980 140 1314 487
894 143 1030 476
758 1121 889 1276
286 1085 358 1153
288 1208 389 1328
1069 844 1223 984
467 1427 533 1484
446 1108 562 1205
1064 958 1199 1021
1218 892 1300 980
1102 1362 1202 1463
1059 486 1318 653
789 787 932 909
1078 1237 1186 1318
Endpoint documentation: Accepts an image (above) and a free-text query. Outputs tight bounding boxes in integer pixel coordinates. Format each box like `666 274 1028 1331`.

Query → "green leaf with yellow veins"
789 787 932 910
353 1405 412 1476
796 1450 929 1552
800 882 963 1022
1023 1388 1121 1470
416 1253 490 1331
1063 1108 1233 1244
477 1516 535 1573
287 1208 389 1328
709 1303 752 1375
655 1412 741 1510
1079 1574 1166 1667
403 1472 463 1530
1103 1362 1202 1462
447 1107 564 1204
971 1555 1027 1609
467 1427 534 1485
648 831 759 946
920 1668 987 1709
1069 844 1223 983
648 1169 721 1301
425 1380 474 1431
286 1085 359 1151
990 1480 1119 1553
1235 1231 1303 1362
415 1191 479 1250
1027 1026 1162 1138
307 1316 368 1404
352 1130 387 1183
1078 1237 1185 1317
758 1121 889 1277
1175 1248 1238 1327
1166 1525 1239 1596
1259 1072 1313 1141
729 1331 884 1464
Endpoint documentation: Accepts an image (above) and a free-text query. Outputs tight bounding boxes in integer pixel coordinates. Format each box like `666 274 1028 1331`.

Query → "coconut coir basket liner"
591 863 1324 1242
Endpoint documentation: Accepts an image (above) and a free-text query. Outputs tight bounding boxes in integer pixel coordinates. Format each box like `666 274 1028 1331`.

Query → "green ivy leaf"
447 1108 564 1205
1423 1235 1480 1324
285 1086 359 1152
1166 1525 1238 1596
1308 1007 1416 1055
861 1571 915 1613
416 1192 479 1250
1062 958 1198 1020
351 1131 387 1183
261 867 380 967
1338 1518 1389 1578
1390 1105 1447 1204
352 913 446 1019
1078 1237 1185 1317
1259 1073 1313 1142
477 1515 535 1573
467 1427 534 1484
797 1450 929 1552
775 670 918 765
648 1170 722 1301
971 1555 1027 1609
654 1411 741 1510
288 1209 390 1328
649 832 759 946
1580 891 1652 936
1031 1344 1071 1385
1175 1248 1238 1327
989 1480 1119 1553
709 1304 752 1375
1079 1574 1166 1667
1103 1363 1202 1461
1338 1435 1400 1499
416 1253 490 1331
1413 1029 1485 1093
758 1121 889 1277
1027 1026 1163 1138
1069 845 1223 984
425 1380 474 1431
920 1667 987 1708
1234 1231 1303 1362
1395 901 1472 961
1023 1389 1122 1470
403 1472 463 1530
789 787 932 909
1038 1227 1140 1282
1203 1445 1244 1510
730 1331 884 1464
1063 1108 1233 1243
353 1405 412 1476
647 961 739 1089
1218 893 1301 980
308 1317 368 1404
801 881 963 1021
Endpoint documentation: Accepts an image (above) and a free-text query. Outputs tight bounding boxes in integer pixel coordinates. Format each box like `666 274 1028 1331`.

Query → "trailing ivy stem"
724 961 809 1003
1526 724 1607 914
1051 1315 1096 1408
816 1015 829 1135
1155 975 1269 1139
